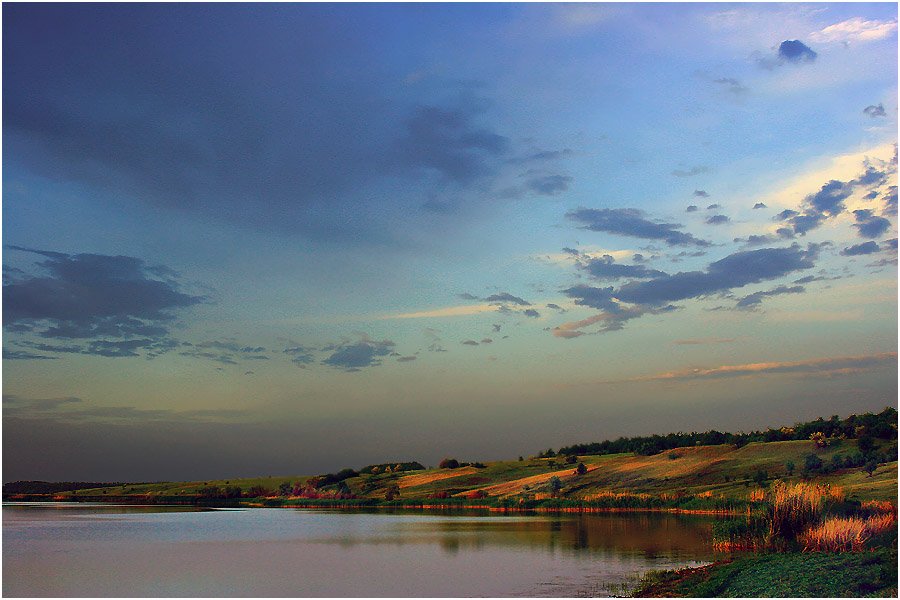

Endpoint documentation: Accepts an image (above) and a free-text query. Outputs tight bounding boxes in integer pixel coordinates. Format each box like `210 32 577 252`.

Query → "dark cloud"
884 238 898 250
457 292 480 301
573 244 819 310
397 103 510 184
853 209 891 239
693 190 710 198
809 180 851 215
2 349 58 360
686 205 699 213
480 338 493 344
461 339 479 346
735 285 804 310
545 303 565 312
735 229 795 246
706 204 721 210
864 104 886 118
526 174 571 196
705 215 730 225
522 309 540 318
580 255 667 280
841 241 881 256
322 337 396 371
3 247 203 359
283 345 316 366
777 40 817 63
179 339 270 366
483 292 531 306
672 166 709 177
753 203 767 209
713 77 747 94
567 208 711 247
883 187 897 216
492 324 502 332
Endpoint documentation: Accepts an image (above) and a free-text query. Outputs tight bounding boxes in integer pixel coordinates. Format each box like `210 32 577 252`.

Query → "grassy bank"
636 548 898 597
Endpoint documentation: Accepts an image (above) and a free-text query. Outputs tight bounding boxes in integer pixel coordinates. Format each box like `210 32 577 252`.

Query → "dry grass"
398 466 477 489
861 500 897 515
749 488 766 502
468 463 599 497
800 513 897 552
583 490 652 502
769 481 827 541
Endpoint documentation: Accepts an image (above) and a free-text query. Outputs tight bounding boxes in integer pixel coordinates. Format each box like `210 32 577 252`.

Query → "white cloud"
810 17 898 45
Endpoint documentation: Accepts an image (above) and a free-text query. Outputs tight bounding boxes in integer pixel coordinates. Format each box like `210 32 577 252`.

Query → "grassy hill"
55 438 896 505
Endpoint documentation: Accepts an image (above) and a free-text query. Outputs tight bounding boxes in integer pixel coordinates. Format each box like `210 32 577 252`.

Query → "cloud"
2 349 59 360
777 40 817 63
735 285 805 310
3 393 249 423
864 104 887 118
706 204 721 210
567 208 711 247
841 241 881 256
397 103 509 185
705 215 730 225
526 174 572 196
396 355 417 362
283 345 316 366
3 247 203 358
613 244 819 306
884 187 898 216
322 337 396 371
753 202 768 209
686 205 699 213
853 209 892 238
579 255 667 280
551 304 679 338
713 77 747 94
672 166 709 177
522 309 540 318
483 292 531 306
693 190 710 198
810 17 898 44
609 352 897 384
385 303 496 319
178 339 270 366
461 339 479 346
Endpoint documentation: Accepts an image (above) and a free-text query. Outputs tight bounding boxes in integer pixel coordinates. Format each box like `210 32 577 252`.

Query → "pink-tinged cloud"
551 313 610 338
608 352 897 383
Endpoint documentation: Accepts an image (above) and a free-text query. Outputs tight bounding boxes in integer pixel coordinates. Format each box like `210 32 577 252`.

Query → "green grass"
637 548 898 597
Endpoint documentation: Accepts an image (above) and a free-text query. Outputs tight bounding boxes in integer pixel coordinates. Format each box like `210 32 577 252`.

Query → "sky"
3 3 897 482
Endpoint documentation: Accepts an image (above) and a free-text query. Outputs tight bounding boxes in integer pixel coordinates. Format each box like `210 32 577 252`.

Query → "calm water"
3 503 719 597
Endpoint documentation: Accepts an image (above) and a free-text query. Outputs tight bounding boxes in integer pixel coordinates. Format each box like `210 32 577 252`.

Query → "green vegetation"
637 548 897 597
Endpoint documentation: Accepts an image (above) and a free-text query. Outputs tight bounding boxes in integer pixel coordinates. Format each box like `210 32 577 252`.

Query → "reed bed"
800 513 896 552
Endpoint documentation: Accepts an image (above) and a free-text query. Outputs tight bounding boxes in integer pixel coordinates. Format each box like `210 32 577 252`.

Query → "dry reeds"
800 513 896 552
861 500 897 515
768 481 827 541
749 488 765 502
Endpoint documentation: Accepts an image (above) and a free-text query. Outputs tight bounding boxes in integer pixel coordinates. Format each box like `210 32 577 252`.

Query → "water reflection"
4 504 718 597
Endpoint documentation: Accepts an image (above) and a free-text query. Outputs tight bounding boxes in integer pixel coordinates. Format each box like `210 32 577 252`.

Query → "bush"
576 462 587 476
668 451 680 460
438 458 460 469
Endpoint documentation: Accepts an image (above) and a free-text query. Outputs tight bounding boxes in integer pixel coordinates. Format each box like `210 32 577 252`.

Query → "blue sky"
3 3 897 481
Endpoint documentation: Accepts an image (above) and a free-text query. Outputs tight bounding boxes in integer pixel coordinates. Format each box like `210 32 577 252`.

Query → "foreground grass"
636 547 898 597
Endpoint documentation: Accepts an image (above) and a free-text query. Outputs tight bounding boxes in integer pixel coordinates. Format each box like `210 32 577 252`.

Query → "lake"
3 503 719 597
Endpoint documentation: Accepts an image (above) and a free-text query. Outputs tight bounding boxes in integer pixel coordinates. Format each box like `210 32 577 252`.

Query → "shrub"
466 490 487 500
565 454 577 464
785 460 795 476
247 485 271 498
548 476 562 496
810 431 828 448
668 451 680 460
277 482 292 496
439 458 460 469
576 462 587 476
865 459 878 477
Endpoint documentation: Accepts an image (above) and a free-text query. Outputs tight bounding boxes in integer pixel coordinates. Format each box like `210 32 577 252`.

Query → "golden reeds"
800 513 896 552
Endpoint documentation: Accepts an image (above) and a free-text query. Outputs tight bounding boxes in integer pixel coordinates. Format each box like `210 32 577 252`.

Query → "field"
59 438 896 505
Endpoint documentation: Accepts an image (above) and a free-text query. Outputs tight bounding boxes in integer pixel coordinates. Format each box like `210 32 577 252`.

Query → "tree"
752 470 768 487
803 453 823 477
785 461 795 476
565 455 577 464
439 458 460 469
809 432 828 448
385 484 400 501
548 476 562 496
865 459 878 477
858 435 874 456
576 462 587 476
278 482 292 496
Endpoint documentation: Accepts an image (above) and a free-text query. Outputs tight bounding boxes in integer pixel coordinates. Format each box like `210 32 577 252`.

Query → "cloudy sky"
3 3 897 482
